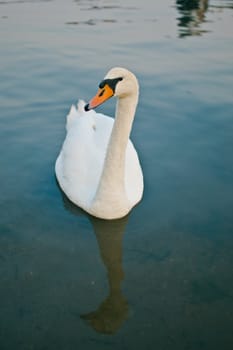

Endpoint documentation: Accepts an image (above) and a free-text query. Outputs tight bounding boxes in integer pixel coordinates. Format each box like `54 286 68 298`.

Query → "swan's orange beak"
85 84 114 111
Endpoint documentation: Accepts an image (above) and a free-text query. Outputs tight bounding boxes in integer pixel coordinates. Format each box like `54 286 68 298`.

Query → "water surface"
0 0 233 349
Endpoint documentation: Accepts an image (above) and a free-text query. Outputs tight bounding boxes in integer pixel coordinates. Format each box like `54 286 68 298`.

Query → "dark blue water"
0 1 233 349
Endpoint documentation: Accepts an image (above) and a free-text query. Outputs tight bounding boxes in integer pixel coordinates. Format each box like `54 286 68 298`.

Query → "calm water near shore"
0 1 233 349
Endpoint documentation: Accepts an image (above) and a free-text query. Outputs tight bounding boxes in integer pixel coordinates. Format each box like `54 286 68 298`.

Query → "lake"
0 0 233 349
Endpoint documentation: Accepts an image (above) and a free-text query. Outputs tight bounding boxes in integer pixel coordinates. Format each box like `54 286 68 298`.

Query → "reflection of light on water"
176 0 233 37
176 0 209 37
66 18 117 25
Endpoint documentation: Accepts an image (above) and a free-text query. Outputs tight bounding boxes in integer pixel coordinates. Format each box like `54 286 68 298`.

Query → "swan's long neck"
90 92 138 218
101 95 137 189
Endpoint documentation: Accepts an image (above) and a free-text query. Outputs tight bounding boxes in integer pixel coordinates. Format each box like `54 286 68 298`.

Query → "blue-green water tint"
0 0 233 349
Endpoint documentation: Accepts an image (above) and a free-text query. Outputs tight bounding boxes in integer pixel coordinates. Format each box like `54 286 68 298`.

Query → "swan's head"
84 67 139 111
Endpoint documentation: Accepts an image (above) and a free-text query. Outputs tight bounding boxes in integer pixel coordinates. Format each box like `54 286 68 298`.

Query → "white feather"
55 68 144 219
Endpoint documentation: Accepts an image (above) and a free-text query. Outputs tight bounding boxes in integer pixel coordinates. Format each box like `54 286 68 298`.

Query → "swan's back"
55 100 143 212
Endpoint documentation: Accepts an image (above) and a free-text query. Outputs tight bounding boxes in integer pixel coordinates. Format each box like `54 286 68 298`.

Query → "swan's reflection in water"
61 191 129 334
81 217 129 334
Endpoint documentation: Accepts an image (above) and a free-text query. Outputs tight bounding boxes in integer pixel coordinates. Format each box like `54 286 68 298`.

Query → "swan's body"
55 67 143 219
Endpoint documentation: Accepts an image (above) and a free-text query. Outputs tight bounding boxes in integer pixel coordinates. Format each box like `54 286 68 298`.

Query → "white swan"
55 67 143 220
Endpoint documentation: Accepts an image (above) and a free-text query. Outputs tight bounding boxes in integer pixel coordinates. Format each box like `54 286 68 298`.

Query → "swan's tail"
77 99 86 113
66 99 86 129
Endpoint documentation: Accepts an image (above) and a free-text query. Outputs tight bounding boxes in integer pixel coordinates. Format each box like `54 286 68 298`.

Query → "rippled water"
0 0 233 349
